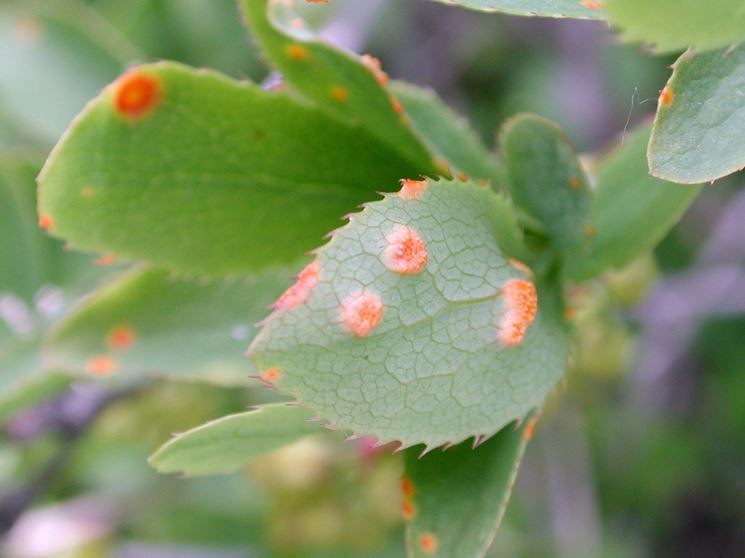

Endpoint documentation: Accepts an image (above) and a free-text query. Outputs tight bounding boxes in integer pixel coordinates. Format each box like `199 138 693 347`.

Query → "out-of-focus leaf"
239 0 437 174
149 403 320 477
649 43 745 184
0 372 70 423
38 62 422 276
403 417 532 558
249 178 566 448
44 266 290 383
389 81 504 186
500 113 593 254
423 0 604 19
604 0 745 54
0 0 139 142
567 125 702 280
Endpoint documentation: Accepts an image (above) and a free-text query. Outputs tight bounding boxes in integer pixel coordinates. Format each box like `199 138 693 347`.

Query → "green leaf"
44 266 290 383
0 0 139 142
248 178 567 448
422 0 604 19
239 0 436 174
500 114 593 253
604 0 745 54
38 62 423 276
389 81 504 187
649 43 745 184
568 125 702 281
149 403 320 477
403 417 533 558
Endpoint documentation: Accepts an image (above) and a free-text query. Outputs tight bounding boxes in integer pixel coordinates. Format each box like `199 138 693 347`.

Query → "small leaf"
389 81 504 186
248 178 566 448
500 114 593 253
568 125 702 281
149 403 320 477
649 42 745 184
421 0 604 19
44 266 290 383
403 417 534 558
239 0 436 174
604 0 745 54
38 62 423 276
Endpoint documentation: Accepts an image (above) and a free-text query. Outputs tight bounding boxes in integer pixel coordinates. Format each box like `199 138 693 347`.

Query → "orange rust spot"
95 254 116 266
584 223 596 238
289 17 305 28
329 85 349 103
508 258 533 277
522 415 539 441
340 291 384 337
390 95 403 115
38 215 52 230
498 279 538 347
456 172 469 182
433 159 450 175
400 476 415 498
568 177 581 190
274 261 319 309
106 325 136 350
477 178 489 188
401 500 416 520
382 225 428 275
259 367 282 384
284 43 309 61
659 84 674 108
562 307 576 321
399 178 427 200
418 533 438 554
579 0 602 8
86 355 116 375
361 54 389 86
113 71 160 119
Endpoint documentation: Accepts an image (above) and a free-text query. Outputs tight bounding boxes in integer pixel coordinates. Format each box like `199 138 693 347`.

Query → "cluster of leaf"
2 0 714 556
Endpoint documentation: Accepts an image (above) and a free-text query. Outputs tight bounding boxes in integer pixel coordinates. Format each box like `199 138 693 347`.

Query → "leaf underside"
424 0 604 19
604 0 745 54
149 403 321 477
248 178 566 449
649 43 745 184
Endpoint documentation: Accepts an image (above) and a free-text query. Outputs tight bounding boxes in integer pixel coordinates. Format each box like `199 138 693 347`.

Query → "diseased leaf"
0 0 138 142
149 403 320 477
568 125 702 281
44 266 290 383
239 0 436 174
389 81 504 187
423 0 604 19
500 114 593 253
403 417 533 558
604 0 745 54
248 178 566 448
649 43 745 184
38 62 423 276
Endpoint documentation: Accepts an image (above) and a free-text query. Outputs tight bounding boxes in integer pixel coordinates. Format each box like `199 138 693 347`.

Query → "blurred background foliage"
0 0 743 557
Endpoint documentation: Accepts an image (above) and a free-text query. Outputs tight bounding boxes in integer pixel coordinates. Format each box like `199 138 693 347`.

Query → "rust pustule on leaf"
113 71 160 119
